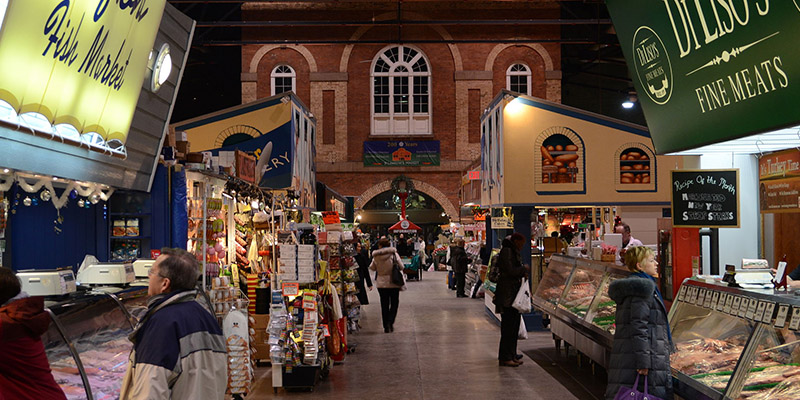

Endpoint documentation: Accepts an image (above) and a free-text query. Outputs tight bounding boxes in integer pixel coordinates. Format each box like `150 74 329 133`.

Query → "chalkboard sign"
671 169 739 228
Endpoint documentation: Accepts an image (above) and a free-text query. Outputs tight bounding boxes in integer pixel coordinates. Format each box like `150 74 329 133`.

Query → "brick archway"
355 178 459 221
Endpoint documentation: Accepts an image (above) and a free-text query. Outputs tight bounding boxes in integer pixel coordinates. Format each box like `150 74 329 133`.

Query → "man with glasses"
120 248 226 399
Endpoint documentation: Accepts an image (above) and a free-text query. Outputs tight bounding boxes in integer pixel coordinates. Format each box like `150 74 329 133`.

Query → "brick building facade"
240 1 563 221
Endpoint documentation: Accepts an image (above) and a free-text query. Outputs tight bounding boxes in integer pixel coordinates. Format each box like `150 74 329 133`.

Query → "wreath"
391 175 414 195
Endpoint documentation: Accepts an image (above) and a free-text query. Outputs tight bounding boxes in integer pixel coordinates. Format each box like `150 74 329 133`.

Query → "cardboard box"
176 140 190 154
250 313 269 329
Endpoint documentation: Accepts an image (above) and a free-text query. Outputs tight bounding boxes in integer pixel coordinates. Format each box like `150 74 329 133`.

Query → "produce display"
619 149 651 184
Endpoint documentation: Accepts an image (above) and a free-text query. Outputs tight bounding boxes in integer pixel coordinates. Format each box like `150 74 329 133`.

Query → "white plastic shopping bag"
518 315 528 340
512 278 532 313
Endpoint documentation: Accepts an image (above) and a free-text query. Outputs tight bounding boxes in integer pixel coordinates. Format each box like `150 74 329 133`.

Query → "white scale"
17 268 77 296
130 259 155 286
76 255 134 286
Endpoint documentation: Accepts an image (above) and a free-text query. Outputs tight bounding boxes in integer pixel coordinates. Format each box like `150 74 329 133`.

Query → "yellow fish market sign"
0 0 166 145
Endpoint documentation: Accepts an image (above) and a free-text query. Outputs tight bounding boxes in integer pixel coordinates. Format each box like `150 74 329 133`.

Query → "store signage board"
775 304 790 328
604 1 800 155
671 170 740 228
492 217 514 230
363 141 440 167
0 0 167 144
759 149 800 213
790 307 800 331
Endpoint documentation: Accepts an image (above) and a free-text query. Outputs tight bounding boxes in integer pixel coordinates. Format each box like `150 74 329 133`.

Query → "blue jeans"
448 271 455 289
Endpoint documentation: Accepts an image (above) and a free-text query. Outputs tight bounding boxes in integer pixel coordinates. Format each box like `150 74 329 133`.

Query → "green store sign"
605 1 800 154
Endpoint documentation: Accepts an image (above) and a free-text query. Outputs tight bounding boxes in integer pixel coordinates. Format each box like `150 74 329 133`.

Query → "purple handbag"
613 374 664 400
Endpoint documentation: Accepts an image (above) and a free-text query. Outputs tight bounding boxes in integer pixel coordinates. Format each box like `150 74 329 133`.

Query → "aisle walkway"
250 271 602 399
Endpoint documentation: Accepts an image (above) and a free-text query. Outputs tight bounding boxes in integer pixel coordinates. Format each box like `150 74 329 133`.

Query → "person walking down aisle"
605 246 673 400
494 233 528 367
0 268 67 400
369 238 405 333
449 239 469 298
120 248 227 400
354 242 374 305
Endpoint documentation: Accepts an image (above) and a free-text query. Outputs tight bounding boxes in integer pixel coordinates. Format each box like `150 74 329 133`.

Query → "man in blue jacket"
120 248 227 399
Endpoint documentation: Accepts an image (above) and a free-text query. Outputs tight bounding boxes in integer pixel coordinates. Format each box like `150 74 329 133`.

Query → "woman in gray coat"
605 246 673 400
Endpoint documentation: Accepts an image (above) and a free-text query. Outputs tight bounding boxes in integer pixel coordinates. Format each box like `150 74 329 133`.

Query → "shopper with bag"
369 238 405 333
493 232 528 367
605 246 673 400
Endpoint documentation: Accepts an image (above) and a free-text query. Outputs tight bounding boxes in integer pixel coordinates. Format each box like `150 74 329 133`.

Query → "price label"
754 301 767 322
282 282 300 297
763 302 776 324
738 297 749 318
690 287 699 304
696 289 706 307
746 298 758 320
711 292 721 310
724 294 733 314
320 324 330 337
789 307 800 331
775 305 790 328
678 285 688 302
704 290 714 309
732 296 742 316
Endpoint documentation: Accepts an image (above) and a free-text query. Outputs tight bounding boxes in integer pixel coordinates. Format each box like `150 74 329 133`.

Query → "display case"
532 255 630 367
43 288 150 400
669 280 800 400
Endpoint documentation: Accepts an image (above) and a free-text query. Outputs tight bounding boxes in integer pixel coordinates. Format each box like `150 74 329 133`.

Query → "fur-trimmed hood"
372 247 398 258
608 276 655 304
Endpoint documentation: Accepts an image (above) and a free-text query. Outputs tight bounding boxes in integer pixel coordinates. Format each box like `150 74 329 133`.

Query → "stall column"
512 206 533 268
485 215 496 250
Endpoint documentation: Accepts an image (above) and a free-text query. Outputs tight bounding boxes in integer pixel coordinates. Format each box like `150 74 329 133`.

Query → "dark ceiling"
168 0 646 127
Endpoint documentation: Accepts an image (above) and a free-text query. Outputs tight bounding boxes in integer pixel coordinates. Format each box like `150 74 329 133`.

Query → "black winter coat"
492 238 526 313
605 276 673 400
354 250 373 305
448 246 469 274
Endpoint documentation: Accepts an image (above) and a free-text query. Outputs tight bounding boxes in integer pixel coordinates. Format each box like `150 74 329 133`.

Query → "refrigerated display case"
531 255 631 367
669 280 800 400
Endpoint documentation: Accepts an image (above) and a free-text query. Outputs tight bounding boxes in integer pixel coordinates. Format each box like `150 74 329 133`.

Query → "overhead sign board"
605 1 800 154
364 141 440 167
0 0 167 144
759 148 800 213
671 169 740 228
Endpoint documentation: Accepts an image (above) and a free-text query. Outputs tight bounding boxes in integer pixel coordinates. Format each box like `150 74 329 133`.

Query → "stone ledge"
454 70 492 81
310 72 348 82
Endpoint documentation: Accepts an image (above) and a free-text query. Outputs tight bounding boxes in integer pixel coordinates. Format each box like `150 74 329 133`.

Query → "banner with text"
0 0 167 144
364 141 440 167
605 1 800 154
671 169 739 228
759 149 800 213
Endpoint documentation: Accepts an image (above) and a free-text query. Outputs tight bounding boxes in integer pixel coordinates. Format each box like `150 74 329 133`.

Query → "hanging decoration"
0 169 115 210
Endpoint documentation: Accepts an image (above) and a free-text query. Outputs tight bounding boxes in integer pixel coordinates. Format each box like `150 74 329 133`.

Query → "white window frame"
506 63 531 96
271 64 296 96
370 45 432 136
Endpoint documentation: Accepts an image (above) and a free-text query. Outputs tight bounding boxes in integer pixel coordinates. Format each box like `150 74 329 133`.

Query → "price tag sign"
775 305 790 328
724 294 733 314
732 296 742 316
763 302 776 324
320 324 330 337
789 307 800 331
711 292 721 310
690 287 699 304
746 298 758 320
754 301 767 322
704 290 713 309
738 297 749 318
695 289 706 307
282 282 300 297
678 285 688 302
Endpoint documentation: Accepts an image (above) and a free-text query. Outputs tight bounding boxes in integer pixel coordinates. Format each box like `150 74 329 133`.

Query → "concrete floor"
250 271 607 399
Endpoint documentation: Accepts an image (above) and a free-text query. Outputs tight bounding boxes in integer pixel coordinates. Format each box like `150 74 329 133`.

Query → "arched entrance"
354 178 458 220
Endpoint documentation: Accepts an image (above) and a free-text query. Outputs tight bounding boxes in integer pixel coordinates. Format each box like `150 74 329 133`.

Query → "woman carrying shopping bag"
493 232 528 367
369 238 405 333
605 246 673 400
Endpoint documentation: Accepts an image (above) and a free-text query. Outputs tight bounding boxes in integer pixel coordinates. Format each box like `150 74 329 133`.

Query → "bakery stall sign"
671 169 739 228
758 148 800 213
0 0 167 151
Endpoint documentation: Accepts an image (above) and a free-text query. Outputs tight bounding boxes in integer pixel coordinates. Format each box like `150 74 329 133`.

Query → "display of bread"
619 150 652 184
541 142 579 183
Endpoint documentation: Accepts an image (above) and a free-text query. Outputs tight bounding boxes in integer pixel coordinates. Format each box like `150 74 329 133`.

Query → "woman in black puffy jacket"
605 246 673 400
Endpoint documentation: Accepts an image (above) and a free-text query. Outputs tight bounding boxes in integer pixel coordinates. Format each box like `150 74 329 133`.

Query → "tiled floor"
249 271 607 399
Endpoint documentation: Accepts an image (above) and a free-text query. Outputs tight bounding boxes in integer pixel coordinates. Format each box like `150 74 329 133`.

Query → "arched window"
371 45 431 136
506 63 531 95
271 65 295 96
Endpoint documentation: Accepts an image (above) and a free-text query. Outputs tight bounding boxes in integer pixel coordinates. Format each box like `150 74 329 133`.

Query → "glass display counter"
531 255 630 367
669 280 800 400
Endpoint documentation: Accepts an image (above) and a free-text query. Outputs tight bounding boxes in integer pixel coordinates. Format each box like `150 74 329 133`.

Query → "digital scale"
76 255 134 286
16 268 77 296
130 259 156 286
